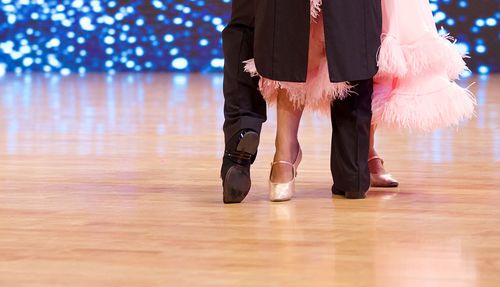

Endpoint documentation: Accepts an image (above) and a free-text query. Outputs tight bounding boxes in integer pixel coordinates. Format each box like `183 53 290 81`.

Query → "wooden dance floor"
0 73 499 286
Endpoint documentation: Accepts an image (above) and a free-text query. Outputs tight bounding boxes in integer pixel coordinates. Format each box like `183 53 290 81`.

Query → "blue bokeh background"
0 0 498 76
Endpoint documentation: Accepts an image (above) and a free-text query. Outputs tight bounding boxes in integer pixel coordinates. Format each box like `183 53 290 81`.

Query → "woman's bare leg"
271 90 303 183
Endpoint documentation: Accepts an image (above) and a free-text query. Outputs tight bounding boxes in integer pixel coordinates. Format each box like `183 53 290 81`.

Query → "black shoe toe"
332 186 367 199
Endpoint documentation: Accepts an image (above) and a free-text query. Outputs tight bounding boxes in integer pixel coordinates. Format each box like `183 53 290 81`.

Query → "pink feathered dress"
244 0 476 132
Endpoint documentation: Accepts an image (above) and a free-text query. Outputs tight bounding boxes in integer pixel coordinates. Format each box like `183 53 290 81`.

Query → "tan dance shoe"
369 156 399 188
269 148 303 202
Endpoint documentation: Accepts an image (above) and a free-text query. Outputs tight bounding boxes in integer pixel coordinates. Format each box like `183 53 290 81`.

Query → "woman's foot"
368 156 399 188
269 145 302 202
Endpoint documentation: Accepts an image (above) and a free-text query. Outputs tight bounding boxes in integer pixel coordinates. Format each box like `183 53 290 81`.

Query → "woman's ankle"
368 148 378 159
274 141 300 162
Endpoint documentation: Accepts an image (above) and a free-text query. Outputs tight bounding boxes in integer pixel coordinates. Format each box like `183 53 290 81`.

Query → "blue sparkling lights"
0 0 498 75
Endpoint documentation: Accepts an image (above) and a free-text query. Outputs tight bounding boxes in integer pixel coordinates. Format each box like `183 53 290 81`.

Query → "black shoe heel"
236 131 259 156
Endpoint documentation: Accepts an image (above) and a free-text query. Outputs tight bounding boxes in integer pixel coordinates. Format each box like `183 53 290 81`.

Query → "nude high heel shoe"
369 156 399 188
269 148 303 202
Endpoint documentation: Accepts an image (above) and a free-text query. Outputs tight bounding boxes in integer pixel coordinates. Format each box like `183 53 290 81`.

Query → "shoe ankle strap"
270 160 296 176
271 160 294 167
368 155 384 164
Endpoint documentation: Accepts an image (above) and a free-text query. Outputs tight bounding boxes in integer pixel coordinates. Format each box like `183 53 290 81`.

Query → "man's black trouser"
222 0 266 144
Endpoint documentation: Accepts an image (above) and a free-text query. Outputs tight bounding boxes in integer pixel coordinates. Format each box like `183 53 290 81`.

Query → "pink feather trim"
310 0 322 19
377 34 408 77
244 58 352 114
377 33 468 79
372 78 476 132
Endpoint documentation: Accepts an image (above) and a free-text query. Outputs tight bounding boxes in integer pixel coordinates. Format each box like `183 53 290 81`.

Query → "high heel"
369 156 399 188
269 148 303 202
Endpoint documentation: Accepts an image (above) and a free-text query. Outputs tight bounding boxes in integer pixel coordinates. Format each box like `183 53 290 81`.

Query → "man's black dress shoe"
332 186 367 199
221 130 260 204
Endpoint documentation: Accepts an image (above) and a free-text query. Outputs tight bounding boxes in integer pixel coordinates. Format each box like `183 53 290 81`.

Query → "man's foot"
332 186 367 199
221 130 260 204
